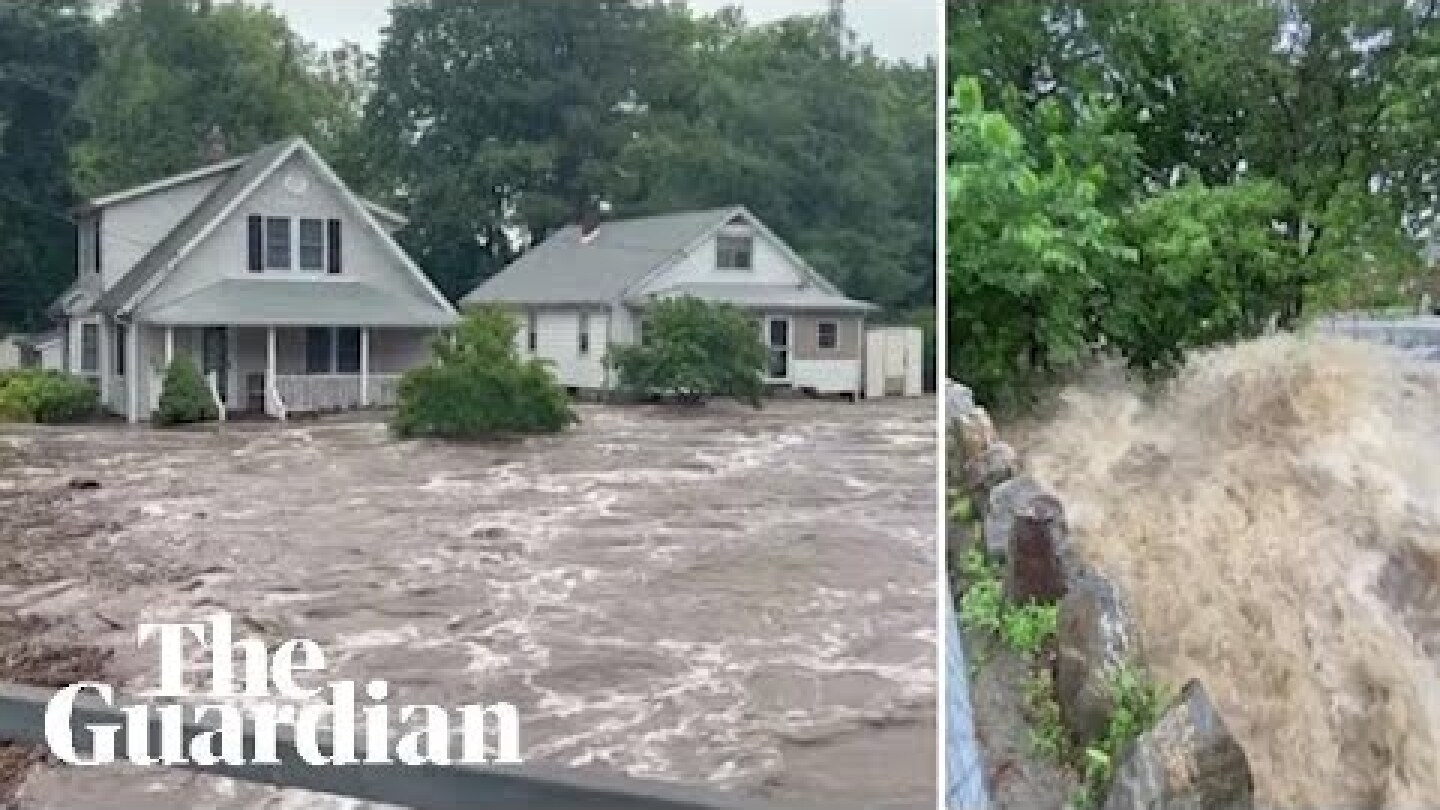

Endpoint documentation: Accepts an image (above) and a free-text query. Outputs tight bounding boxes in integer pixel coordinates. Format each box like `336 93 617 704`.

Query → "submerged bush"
392 307 577 439
0 370 97 424
609 296 766 408
154 356 218 426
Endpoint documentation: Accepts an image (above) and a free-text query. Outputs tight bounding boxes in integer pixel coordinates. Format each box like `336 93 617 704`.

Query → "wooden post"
359 328 370 407
97 316 111 406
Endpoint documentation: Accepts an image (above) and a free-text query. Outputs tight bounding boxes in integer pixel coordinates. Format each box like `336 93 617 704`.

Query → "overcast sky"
270 0 938 63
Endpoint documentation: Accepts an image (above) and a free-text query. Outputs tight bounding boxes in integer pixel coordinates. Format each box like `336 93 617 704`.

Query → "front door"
767 317 790 380
201 326 229 404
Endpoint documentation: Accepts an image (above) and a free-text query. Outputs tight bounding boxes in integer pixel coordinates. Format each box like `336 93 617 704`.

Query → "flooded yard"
0 398 936 809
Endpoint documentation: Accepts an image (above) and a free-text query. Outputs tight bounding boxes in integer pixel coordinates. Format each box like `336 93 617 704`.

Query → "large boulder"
968 440 1019 509
1004 498 1069 604
1103 680 1255 810
1056 566 1140 744
946 380 975 419
982 474 1048 559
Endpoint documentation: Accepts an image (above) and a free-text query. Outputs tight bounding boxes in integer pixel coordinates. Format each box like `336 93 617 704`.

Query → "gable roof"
462 207 743 306
95 137 453 320
461 205 869 314
95 138 296 314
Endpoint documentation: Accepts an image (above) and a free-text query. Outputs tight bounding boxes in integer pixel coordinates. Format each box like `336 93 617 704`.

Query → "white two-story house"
52 137 457 422
461 206 876 397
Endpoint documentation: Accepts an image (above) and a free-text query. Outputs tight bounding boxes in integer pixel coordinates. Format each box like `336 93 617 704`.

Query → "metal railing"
0 682 826 810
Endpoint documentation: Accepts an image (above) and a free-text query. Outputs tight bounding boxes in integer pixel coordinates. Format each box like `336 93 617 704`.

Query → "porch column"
97 314 111 406
265 326 277 418
163 326 174 366
125 322 140 424
360 327 370 407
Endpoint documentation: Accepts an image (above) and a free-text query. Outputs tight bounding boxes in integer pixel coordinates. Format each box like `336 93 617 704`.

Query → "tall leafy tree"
71 0 357 197
361 0 677 300
620 12 937 313
949 0 1440 321
0 0 97 331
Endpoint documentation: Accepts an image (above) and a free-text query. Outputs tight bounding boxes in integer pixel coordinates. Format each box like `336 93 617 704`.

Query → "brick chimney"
202 125 228 164
578 198 603 243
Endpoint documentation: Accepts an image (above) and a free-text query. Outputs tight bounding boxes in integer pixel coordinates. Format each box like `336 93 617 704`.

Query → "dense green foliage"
71 0 359 197
359 2 935 310
609 297 767 408
392 308 576 440
0 369 97 424
947 0 1440 406
0 1 97 331
154 356 218 426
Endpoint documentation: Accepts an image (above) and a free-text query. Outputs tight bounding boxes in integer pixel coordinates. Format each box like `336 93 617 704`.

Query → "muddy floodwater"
0 399 935 809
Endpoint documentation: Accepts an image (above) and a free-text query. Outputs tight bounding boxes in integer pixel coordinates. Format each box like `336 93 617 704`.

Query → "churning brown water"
1024 335 1440 809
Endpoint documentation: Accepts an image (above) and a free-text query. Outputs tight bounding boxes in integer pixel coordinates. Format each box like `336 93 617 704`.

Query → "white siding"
792 359 862 395
136 150 441 319
523 307 609 389
636 226 807 293
100 174 226 288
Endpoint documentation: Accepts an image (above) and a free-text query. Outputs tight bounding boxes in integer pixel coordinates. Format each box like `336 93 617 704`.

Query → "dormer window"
717 234 753 270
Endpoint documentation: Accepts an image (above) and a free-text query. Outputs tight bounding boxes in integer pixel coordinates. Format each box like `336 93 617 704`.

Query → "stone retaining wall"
947 381 1256 810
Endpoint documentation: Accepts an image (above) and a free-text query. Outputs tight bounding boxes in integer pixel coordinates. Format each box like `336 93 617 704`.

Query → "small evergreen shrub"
392 307 577 439
608 296 766 408
0 370 97 424
154 356 219 426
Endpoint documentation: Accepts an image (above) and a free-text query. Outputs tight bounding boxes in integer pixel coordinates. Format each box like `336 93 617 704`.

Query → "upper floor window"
299 218 325 271
716 234 753 270
248 215 343 274
265 217 292 270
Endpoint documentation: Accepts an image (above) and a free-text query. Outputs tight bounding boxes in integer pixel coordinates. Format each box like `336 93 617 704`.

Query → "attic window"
717 234 753 270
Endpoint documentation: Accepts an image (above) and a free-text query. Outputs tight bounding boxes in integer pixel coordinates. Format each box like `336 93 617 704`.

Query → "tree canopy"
948 0 1440 405
0 0 96 331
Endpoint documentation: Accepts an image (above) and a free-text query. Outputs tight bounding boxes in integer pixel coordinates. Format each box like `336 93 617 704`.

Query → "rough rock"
956 405 998 464
1103 680 1255 810
1004 497 1068 604
982 474 1046 559
967 440 1018 506
946 380 975 419
1056 566 1140 744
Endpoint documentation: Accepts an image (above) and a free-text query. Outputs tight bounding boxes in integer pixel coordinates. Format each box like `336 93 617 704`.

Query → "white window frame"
578 312 590 355
817 320 839 350
527 311 538 353
79 322 99 374
716 234 754 270
298 217 326 272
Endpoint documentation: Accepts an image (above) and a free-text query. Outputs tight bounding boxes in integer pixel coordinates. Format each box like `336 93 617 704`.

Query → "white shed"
864 326 924 398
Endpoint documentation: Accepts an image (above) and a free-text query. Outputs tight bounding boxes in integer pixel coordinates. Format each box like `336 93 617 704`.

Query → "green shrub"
154 356 218 426
392 306 577 440
0 370 97 424
609 296 766 408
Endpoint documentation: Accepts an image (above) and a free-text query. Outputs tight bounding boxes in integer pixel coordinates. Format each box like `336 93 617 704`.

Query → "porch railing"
274 373 404 413
205 371 226 422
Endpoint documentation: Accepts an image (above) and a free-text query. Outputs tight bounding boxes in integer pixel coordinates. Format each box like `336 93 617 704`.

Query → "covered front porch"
103 324 438 422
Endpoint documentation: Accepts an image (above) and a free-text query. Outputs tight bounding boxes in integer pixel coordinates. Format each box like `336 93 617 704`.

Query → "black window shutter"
327 219 342 274
247 215 263 273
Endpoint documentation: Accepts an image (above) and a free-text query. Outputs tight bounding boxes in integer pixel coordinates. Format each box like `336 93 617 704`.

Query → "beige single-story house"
51 137 457 422
461 206 876 397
